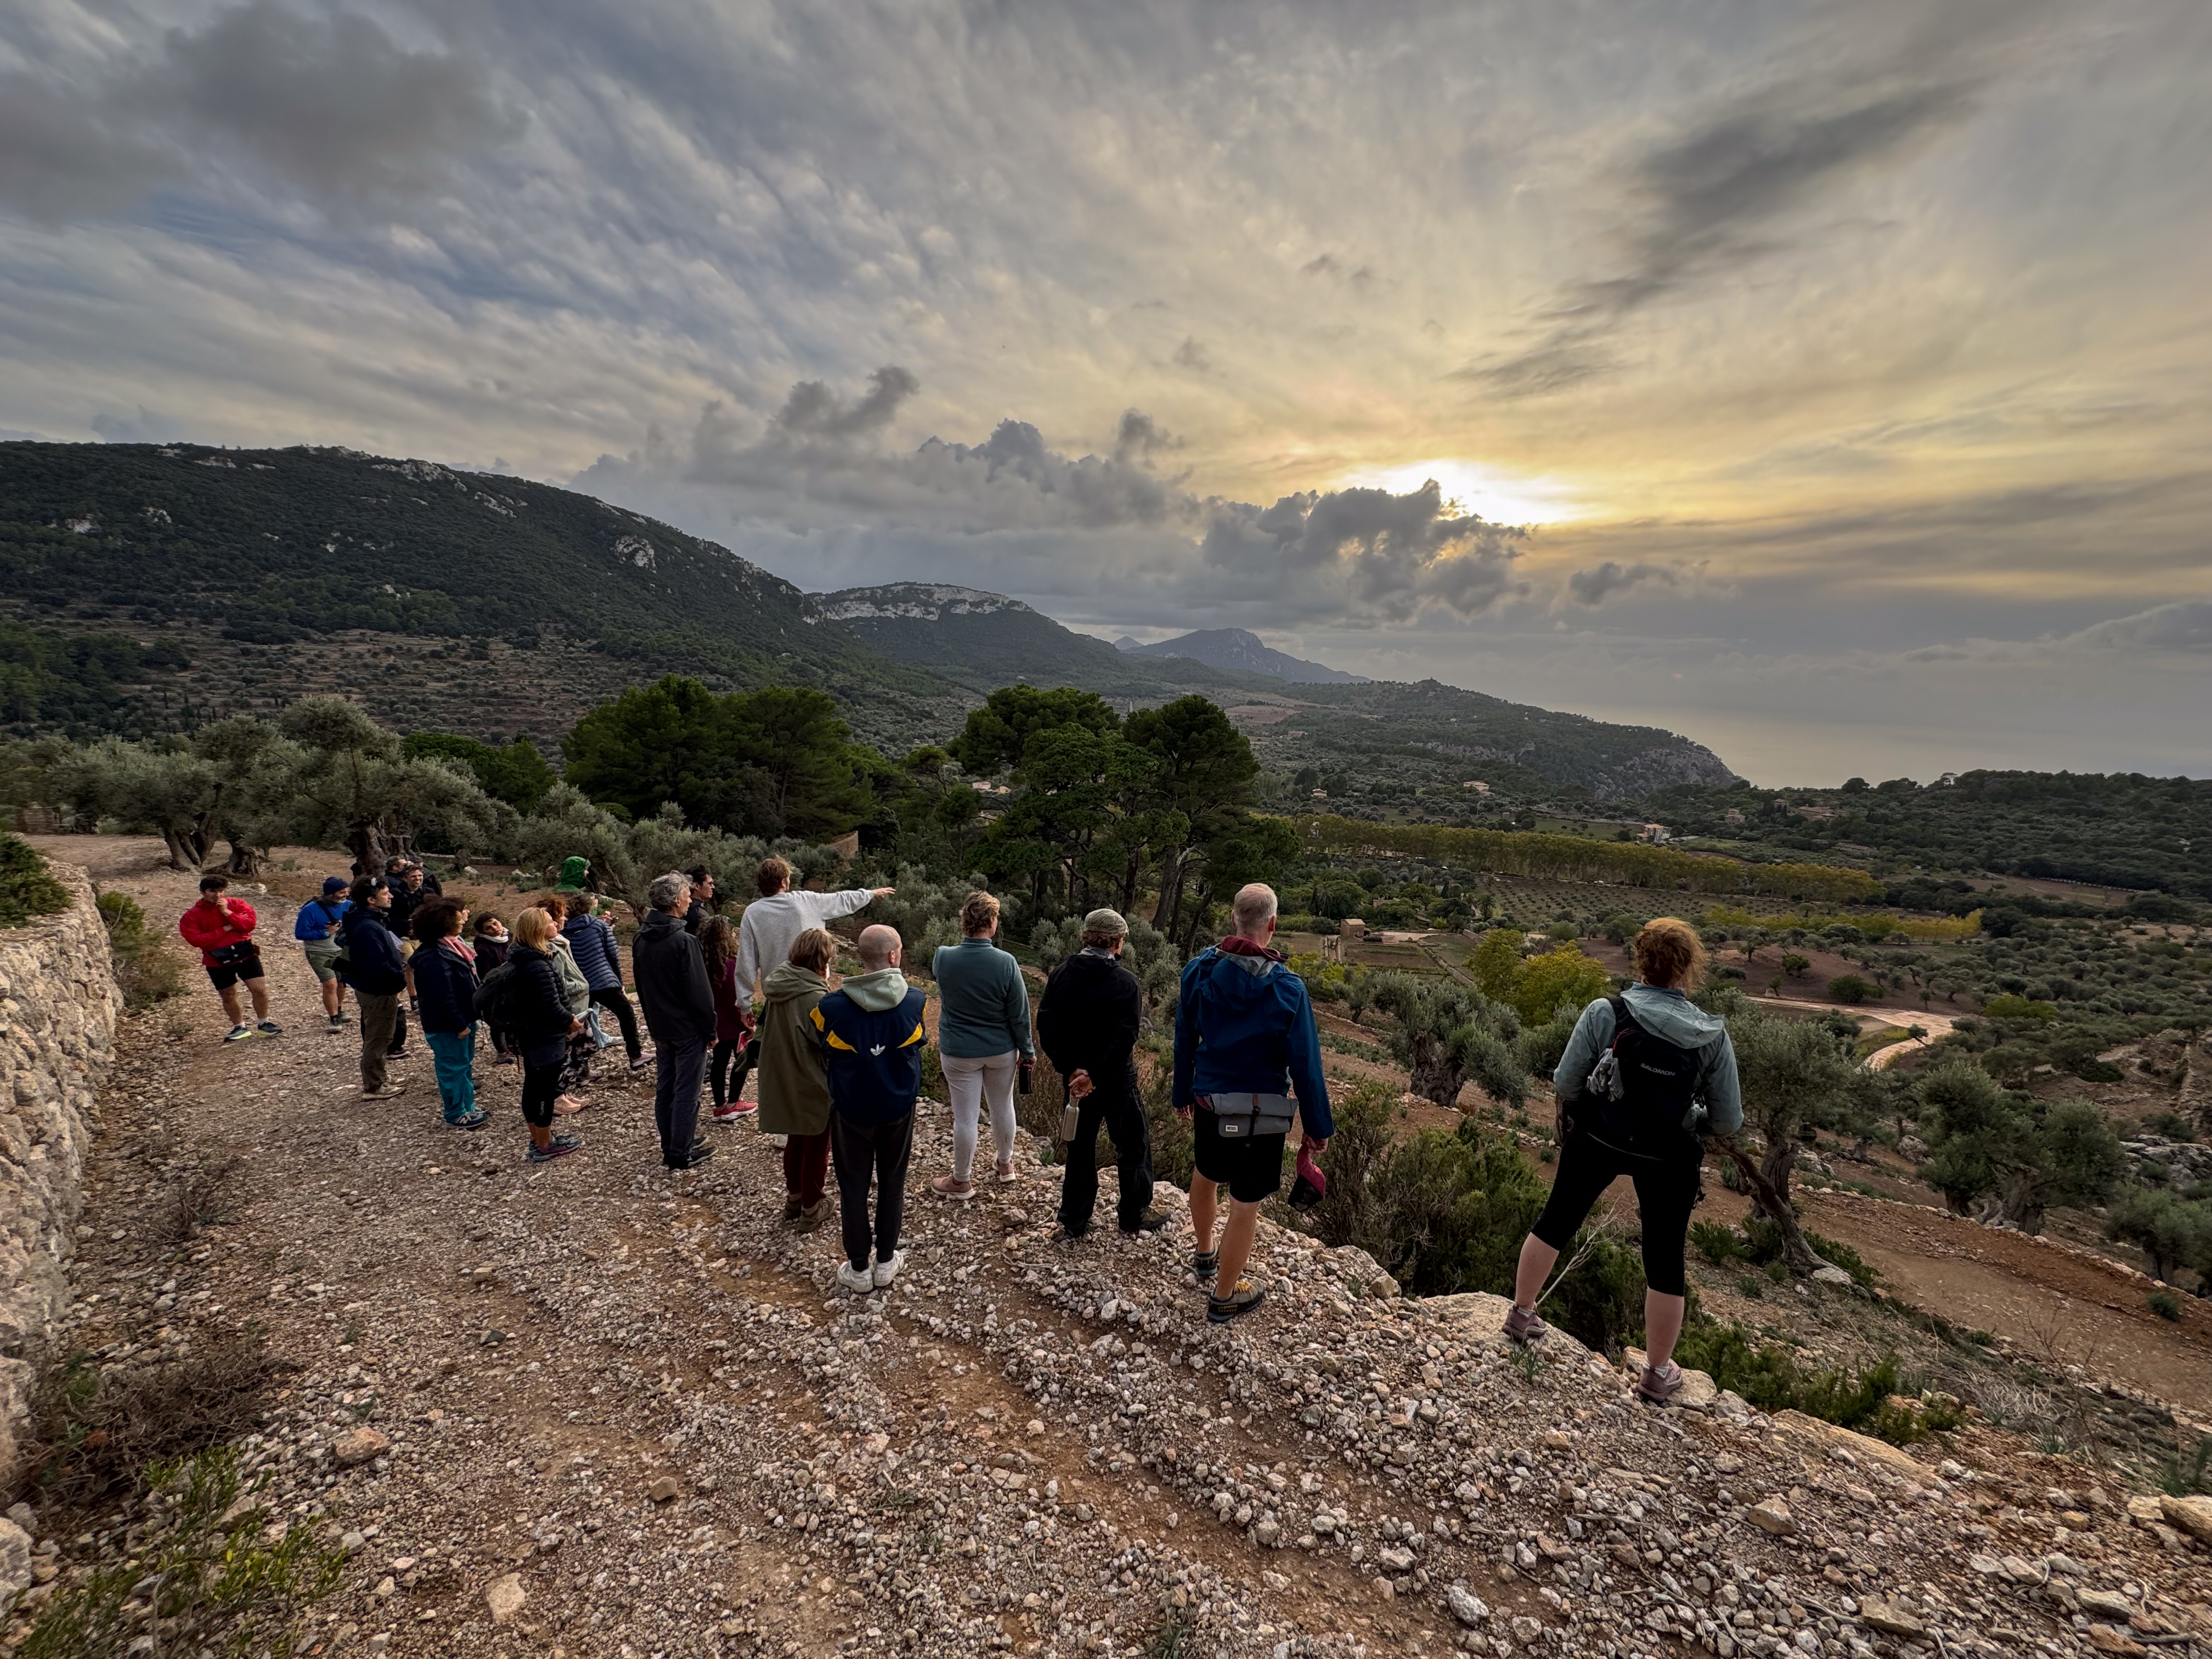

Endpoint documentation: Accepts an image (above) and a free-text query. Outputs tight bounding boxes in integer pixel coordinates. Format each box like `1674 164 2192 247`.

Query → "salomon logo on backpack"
1581 995 1701 1159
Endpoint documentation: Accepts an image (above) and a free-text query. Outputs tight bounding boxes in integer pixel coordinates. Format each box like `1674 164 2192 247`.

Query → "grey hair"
647 872 692 913
1231 882 1278 938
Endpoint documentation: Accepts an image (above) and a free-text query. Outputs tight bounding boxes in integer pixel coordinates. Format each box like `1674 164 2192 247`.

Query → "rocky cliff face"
0 864 120 1484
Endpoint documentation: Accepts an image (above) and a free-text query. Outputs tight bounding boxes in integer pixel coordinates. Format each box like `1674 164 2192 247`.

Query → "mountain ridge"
1122 625 1368 684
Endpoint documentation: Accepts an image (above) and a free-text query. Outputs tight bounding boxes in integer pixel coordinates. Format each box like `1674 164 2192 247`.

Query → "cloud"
1462 3 2032 396
1567 560 1678 606
0 1 520 223
584 369 1527 628
90 406 188 444
2063 600 2212 654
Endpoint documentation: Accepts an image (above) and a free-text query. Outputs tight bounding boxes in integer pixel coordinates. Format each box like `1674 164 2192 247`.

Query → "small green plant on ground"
1143 1599 1198 1659
2159 1437 2212 1497
18 1447 345 1659
1690 1221 1744 1265
2148 1289 2184 1321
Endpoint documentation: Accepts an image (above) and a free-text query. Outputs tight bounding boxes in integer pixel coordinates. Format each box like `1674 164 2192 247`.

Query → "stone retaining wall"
0 864 120 1483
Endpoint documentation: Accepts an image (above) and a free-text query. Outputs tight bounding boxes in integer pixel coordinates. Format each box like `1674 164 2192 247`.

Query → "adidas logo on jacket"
811 967 929 1123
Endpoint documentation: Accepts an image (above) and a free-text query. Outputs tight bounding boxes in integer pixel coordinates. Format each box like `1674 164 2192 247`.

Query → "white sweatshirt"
734 888 878 995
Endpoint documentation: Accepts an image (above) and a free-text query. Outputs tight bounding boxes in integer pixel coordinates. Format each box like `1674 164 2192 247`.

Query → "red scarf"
439 935 478 967
1216 934 1288 964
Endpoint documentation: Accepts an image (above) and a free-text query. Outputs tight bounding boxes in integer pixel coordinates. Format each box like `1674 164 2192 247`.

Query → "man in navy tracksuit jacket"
1173 882 1333 1323
813 924 929 1293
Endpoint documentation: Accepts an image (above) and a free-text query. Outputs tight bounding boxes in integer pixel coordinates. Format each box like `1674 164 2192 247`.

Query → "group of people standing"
182 855 1736 1370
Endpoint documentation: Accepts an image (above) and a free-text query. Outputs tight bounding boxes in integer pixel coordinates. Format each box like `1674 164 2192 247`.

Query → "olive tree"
1368 972 1528 1111
1720 1009 1875 1275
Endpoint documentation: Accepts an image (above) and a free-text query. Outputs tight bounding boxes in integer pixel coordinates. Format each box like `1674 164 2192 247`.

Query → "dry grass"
16 1324 290 1513
155 1151 245 1246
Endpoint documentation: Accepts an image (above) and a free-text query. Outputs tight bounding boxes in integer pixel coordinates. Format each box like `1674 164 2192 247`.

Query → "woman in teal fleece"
929 891 1032 1198
1503 917 1742 1405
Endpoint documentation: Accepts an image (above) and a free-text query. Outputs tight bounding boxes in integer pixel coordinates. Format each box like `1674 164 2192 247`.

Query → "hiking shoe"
1057 1222 1090 1243
386 1046 410 1061
325 1013 350 1030
795 1199 830 1233
223 1024 255 1043
629 1051 653 1073
1503 1304 1549 1346
1119 1208 1169 1237
993 1158 1017 1183
1206 1280 1267 1325
447 1109 488 1130
665 1144 715 1170
256 1019 283 1036
930 1175 977 1201
782 1195 804 1222
835 1260 875 1294
528 1133 582 1164
712 1103 753 1125
1638 1361 1684 1405
493 1052 515 1066
1191 1248 1219 1286
872 1249 907 1289
360 1083 406 1099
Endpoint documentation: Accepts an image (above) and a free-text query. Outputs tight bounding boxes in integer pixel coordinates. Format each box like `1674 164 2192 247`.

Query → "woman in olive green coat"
758 928 835 1228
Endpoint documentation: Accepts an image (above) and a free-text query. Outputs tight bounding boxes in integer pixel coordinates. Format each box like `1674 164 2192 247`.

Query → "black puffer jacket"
1035 949 1143 1107
503 943 574 1053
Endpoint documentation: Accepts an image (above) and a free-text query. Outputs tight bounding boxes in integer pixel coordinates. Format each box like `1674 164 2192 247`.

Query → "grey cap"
1082 907 1129 936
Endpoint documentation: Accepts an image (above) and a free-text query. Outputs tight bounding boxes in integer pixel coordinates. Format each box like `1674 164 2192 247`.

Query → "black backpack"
473 962 520 1029
1579 995 1702 1160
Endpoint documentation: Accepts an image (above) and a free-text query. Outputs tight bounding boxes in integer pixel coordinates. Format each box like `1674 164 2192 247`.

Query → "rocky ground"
7 839 2212 1658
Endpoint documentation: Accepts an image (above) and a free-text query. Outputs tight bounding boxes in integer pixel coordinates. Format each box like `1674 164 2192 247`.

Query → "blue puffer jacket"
411 940 479 1035
561 912 623 992
1172 946 1334 1139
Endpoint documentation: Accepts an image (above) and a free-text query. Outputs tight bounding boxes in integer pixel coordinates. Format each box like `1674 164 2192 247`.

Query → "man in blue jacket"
813 923 929 1295
336 877 410 1099
1174 883 1333 1324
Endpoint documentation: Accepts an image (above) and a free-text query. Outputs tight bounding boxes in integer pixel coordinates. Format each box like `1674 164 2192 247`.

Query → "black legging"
711 1037 745 1108
1531 1128 1703 1297
521 1056 563 1130
589 985 642 1060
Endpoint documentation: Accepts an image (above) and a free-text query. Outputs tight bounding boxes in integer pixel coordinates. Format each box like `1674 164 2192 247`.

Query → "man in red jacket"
178 873 280 1043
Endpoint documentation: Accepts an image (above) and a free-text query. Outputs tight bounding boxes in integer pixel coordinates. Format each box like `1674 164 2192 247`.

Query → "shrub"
20 1324 286 1510
0 832 71 928
2149 1289 2185 1322
1671 1318 1956 1445
17 1446 344 1658
97 889 185 1007
1983 993 2058 1023
1826 974 1878 1005
1689 1221 1745 1265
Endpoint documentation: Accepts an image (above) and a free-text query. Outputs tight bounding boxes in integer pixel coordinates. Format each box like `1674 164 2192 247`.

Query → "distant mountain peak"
1126 626 1368 685
1111 635 1144 652
817 583 1032 622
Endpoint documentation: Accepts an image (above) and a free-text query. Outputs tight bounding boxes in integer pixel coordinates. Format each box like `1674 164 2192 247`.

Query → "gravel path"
15 839 2212 1658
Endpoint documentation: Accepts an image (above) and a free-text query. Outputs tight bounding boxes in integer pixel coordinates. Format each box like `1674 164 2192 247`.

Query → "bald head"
856 923 903 970
1231 882 1278 944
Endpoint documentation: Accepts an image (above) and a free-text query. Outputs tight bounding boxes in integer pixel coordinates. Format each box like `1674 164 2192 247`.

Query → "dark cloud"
1172 337 1212 373
1462 5 2032 396
0 2 520 223
1568 560 1677 606
771 365 920 441
1199 479 1528 622
1111 410 1180 465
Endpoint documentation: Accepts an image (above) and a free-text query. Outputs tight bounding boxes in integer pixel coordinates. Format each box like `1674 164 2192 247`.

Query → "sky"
2 0 2208 786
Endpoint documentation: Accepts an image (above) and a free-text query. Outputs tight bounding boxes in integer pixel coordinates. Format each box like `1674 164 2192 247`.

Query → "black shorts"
206 948 264 992
1192 1108 1287 1204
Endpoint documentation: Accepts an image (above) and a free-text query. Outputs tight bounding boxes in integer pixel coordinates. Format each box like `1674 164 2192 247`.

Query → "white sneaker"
872 1249 906 1289
835 1260 875 1294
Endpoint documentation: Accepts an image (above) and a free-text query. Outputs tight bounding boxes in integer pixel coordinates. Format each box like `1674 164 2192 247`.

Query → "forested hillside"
0 441 959 749
1647 772 2212 896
